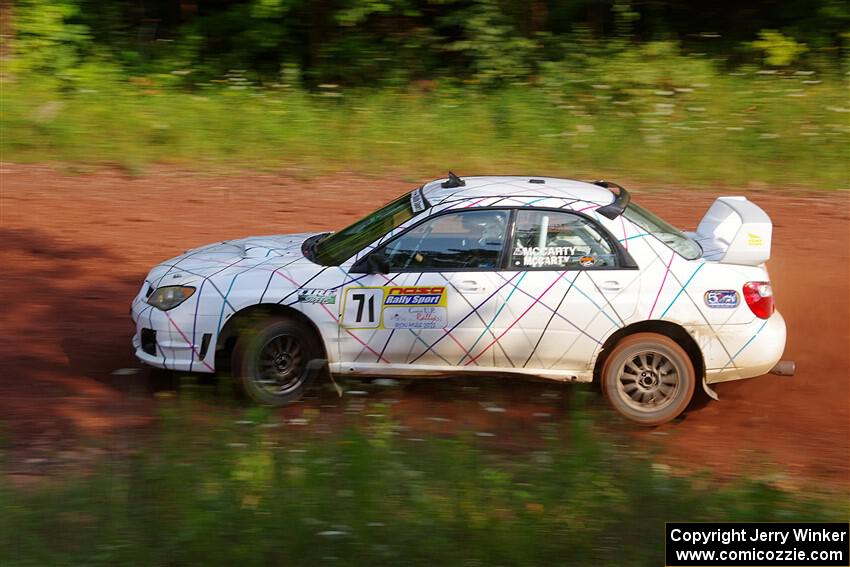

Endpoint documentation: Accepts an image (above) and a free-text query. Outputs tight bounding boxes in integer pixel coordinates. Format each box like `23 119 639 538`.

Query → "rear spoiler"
592 180 631 220
691 197 772 266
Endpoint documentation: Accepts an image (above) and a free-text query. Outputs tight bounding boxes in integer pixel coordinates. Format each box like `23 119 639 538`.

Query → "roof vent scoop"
441 171 466 189
592 180 631 220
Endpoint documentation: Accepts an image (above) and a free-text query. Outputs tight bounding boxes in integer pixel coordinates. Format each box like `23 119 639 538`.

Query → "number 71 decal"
341 286 448 330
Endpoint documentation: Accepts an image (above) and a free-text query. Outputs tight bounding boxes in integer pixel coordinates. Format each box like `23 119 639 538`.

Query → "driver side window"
511 210 618 269
382 210 509 271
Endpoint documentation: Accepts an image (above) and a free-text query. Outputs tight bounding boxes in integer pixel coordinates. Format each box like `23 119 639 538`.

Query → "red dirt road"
1 165 848 491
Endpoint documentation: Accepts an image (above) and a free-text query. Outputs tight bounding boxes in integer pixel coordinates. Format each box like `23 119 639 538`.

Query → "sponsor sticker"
704 289 739 309
384 286 445 305
410 187 427 213
579 255 596 267
298 288 337 304
341 286 448 329
384 306 447 329
747 232 764 247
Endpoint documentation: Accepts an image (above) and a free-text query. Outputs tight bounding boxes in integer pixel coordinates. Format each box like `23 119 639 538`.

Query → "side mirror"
366 252 390 275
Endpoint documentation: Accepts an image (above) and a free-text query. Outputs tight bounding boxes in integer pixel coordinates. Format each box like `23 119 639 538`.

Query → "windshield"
312 193 416 265
623 202 702 260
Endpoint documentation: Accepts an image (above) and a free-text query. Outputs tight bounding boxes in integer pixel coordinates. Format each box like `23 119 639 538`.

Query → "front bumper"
131 294 218 373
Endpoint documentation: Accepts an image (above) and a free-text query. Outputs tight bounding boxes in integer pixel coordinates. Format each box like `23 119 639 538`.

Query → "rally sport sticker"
341 286 448 329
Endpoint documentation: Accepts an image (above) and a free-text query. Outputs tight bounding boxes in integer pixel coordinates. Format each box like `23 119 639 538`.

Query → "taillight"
743 281 774 319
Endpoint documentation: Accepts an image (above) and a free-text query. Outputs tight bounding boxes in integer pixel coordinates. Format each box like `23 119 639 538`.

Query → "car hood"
145 232 325 285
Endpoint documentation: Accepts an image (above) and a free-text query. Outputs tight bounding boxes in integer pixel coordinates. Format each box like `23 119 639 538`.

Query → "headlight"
146 286 196 311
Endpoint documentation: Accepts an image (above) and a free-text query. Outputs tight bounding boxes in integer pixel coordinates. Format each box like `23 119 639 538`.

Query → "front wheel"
232 317 322 406
600 333 695 426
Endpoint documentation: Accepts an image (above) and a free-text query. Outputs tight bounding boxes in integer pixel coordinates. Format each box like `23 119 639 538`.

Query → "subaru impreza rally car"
131 174 794 425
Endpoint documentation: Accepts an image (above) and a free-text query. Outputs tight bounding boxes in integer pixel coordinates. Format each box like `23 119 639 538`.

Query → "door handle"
600 280 622 293
456 280 486 293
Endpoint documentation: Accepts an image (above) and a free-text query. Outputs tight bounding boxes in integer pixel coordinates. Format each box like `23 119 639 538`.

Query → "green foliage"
0 402 844 567
2 50 848 188
335 0 416 26
8 0 91 75
752 30 809 66
441 0 541 84
2 1 848 187
6 0 849 87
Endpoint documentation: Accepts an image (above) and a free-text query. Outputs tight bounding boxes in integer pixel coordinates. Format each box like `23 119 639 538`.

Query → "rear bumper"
704 310 787 384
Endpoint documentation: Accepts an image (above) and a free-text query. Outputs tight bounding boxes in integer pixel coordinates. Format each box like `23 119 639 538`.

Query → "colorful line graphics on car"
131 175 789 423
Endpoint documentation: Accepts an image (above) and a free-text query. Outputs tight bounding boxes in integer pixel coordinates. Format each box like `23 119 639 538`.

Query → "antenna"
441 171 466 189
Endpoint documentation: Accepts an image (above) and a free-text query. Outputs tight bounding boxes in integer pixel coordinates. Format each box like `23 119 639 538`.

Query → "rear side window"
511 210 618 269
382 210 509 271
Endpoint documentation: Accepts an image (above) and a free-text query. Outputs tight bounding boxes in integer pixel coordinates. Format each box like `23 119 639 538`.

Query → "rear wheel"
601 333 695 425
232 317 322 406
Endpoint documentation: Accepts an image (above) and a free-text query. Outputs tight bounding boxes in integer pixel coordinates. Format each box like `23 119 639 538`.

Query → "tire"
600 332 695 426
232 317 322 407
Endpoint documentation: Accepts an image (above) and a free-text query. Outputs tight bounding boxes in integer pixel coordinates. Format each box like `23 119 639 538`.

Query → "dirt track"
1 164 848 491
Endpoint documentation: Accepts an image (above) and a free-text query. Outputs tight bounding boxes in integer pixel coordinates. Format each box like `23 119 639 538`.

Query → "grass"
0 395 845 567
1 67 848 189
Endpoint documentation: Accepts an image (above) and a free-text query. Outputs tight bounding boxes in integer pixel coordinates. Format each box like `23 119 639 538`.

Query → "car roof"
421 176 616 207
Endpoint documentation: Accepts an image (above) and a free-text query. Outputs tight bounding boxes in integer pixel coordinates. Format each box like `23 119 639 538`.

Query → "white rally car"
131 174 793 425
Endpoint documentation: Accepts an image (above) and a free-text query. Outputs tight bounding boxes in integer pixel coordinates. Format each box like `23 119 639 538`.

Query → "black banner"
666 522 849 566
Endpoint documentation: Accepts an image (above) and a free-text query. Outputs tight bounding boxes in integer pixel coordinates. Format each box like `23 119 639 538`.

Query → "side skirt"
329 362 594 383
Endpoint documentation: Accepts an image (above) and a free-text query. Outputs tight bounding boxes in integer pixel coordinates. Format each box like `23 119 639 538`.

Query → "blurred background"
0 2 848 566
1 0 849 184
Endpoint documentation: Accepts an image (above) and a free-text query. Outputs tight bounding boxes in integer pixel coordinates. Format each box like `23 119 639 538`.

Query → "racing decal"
298 288 337 304
578 256 596 267
511 245 589 268
704 289 739 309
747 232 764 247
342 288 383 328
342 286 448 329
410 187 427 213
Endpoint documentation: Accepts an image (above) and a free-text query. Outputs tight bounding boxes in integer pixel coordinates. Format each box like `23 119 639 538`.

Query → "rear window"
623 202 702 260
